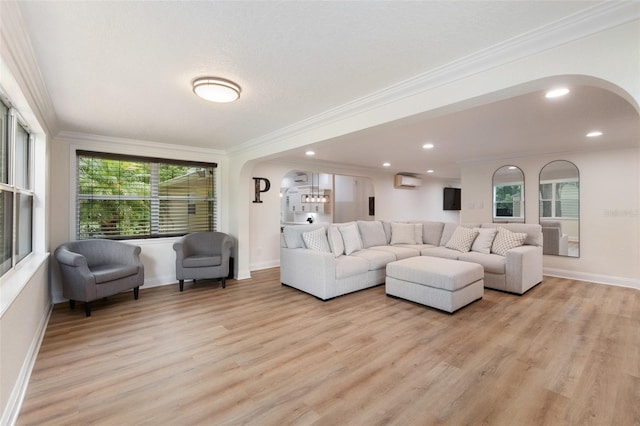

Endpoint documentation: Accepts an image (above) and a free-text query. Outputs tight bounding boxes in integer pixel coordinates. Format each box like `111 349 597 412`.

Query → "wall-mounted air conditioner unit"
394 174 422 188
293 173 308 183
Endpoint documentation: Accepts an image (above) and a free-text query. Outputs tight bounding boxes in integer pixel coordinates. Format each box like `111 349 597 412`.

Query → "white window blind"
76 151 216 239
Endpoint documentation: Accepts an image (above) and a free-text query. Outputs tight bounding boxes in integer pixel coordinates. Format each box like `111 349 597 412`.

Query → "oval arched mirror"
539 160 579 257
492 165 525 223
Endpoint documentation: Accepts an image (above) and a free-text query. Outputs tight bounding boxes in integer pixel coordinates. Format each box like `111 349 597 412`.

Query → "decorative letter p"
253 177 271 203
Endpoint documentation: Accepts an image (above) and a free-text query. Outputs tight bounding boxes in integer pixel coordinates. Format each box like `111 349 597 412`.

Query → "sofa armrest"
54 246 96 301
505 245 543 294
280 247 336 300
55 247 87 267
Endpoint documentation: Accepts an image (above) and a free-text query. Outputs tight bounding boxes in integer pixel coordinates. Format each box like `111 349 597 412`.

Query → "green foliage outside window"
495 184 522 217
77 152 216 239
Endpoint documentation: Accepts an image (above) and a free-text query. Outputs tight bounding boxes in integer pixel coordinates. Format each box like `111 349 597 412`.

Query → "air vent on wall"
293 173 308 183
394 174 422 188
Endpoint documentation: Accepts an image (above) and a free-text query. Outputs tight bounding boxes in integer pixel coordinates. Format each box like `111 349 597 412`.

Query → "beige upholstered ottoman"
386 257 484 313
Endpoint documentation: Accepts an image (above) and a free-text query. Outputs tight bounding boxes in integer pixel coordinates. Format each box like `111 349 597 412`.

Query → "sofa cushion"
491 227 527 256
327 226 345 258
339 223 363 255
471 227 498 254
420 221 445 246
420 246 461 260
414 223 423 244
445 227 479 253
439 222 459 246
381 221 393 244
358 220 387 248
335 255 369 279
182 255 222 268
302 228 331 253
458 252 506 274
439 223 480 246
481 223 542 247
391 222 416 245
351 249 396 271
92 264 139 284
283 224 326 249
369 245 420 260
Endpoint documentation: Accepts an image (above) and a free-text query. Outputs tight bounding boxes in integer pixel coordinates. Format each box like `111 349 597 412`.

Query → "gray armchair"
173 232 234 291
54 239 144 316
540 220 569 256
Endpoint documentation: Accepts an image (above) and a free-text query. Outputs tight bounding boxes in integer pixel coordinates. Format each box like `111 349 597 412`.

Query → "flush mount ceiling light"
192 77 241 103
422 143 435 149
545 87 570 98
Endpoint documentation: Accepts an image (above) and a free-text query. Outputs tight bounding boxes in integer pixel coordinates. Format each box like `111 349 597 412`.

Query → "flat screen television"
443 187 461 211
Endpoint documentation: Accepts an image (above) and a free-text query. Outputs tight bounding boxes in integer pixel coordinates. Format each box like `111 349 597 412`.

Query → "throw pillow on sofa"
339 223 363 255
302 228 331 253
357 220 387 248
390 222 416 245
421 221 445 246
491 227 527 256
445 226 479 252
414 223 424 244
471 227 498 254
327 226 345 258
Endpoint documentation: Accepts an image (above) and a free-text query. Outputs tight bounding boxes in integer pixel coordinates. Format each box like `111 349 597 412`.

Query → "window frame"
0 98 35 278
75 150 218 240
539 177 579 219
493 181 524 220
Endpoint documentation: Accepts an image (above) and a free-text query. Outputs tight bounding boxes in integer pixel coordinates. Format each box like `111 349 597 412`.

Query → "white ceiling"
17 1 640 178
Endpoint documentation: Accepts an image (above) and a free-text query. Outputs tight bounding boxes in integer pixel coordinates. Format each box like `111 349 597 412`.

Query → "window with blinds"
76 151 216 239
539 179 579 219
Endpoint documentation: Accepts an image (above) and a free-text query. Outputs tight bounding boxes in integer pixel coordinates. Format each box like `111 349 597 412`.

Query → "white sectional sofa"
280 220 543 300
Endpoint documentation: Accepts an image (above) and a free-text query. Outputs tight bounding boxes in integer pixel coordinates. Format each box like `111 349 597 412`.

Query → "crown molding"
0 1 58 136
228 2 640 157
57 131 227 158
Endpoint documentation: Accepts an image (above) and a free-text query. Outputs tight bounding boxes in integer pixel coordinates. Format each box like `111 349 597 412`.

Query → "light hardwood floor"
18 269 640 425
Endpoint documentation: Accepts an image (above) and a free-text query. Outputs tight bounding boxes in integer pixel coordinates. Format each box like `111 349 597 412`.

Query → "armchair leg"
69 300 76 310
133 287 139 299
85 302 92 317
221 277 226 288
179 280 184 292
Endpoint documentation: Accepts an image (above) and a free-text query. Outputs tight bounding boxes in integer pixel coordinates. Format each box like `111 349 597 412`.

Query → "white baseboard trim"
141 275 178 289
543 267 640 290
236 270 252 280
250 260 280 272
2 303 53 426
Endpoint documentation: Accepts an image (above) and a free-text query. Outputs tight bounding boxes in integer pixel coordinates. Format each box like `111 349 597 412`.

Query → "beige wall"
48 136 229 301
461 148 640 287
0 257 50 425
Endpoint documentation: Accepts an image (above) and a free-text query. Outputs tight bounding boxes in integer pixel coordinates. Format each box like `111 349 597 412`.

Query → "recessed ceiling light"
422 143 434 149
305 150 315 156
586 131 603 138
426 169 434 174
545 87 570 98
192 77 241 103
383 162 391 167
